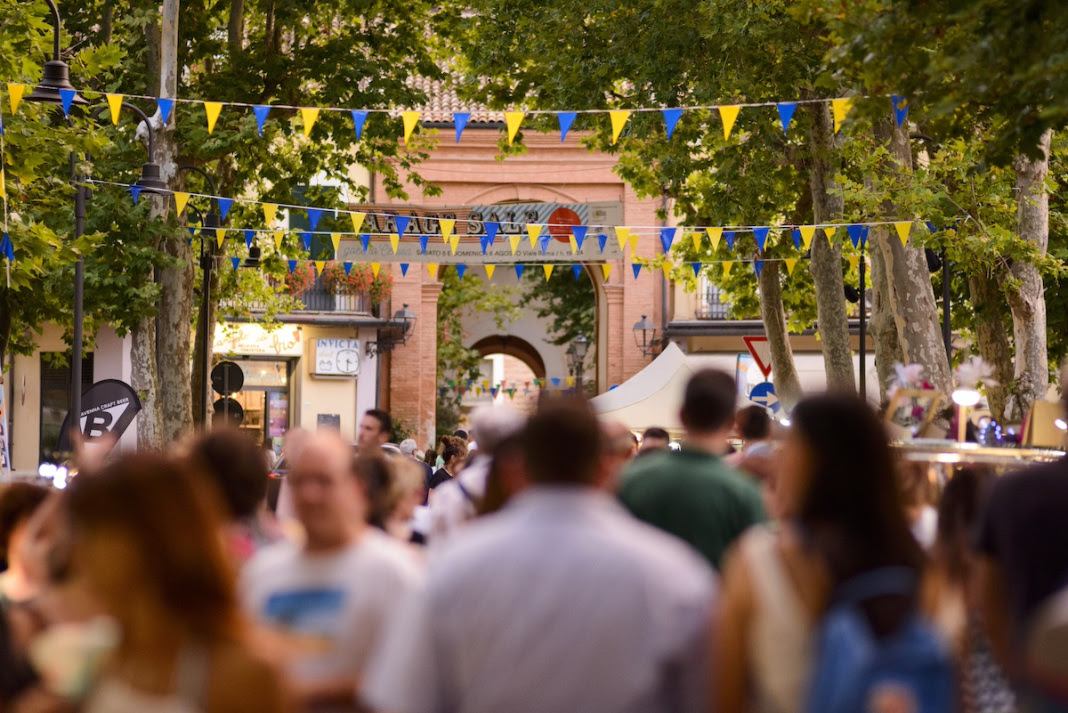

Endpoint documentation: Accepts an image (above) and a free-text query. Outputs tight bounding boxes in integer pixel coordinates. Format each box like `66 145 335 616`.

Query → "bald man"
241 433 422 713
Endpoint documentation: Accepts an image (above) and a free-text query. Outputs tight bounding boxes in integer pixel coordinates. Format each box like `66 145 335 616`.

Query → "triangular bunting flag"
174 192 190 215
568 236 578 253
571 225 588 251
360 234 371 252
527 224 542 248
273 231 284 251
402 111 421 142
690 231 702 252
330 233 341 255
351 110 369 139
6 84 24 115
0 232 12 260
891 95 908 128
253 105 270 136
539 236 551 255
609 110 631 144
454 112 470 142
799 226 816 250
601 264 612 281
371 263 381 278
847 255 859 271
400 263 409 276
777 102 797 135
484 222 499 245
450 235 460 254
300 107 319 138
427 263 438 278
724 231 736 251
894 221 912 246
509 235 521 255
129 185 143 204
217 197 234 221
349 212 365 234
659 227 677 253
231 257 241 271
628 234 640 253
505 111 525 145
846 224 868 248
785 258 798 275
301 232 312 251
753 227 770 252
394 215 410 238
719 105 741 140
390 234 400 254
792 229 802 249
59 89 76 116
156 97 174 125
514 264 525 279
439 218 455 244
832 97 854 134
314 260 326 276
455 264 467 279
244 230 254 248
287 260 297 273
305 207 322 231
106 93 125 124
343 262 353 276
706 227 723 251
480 237 489 255
662 108 683 139
204 101 223 134
597 234 607 252
485 264 496 280
263 203 278 227
572 264 583 280
722 261 734 276
754 260 765 277
662 263 673 279
216 230 226 249
557 112 577 141
632 263 642 279
615 226 631 251
691 262 702 277
419 235 429 254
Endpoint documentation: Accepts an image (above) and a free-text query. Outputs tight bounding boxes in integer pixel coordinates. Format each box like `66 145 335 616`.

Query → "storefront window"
40 353 94 464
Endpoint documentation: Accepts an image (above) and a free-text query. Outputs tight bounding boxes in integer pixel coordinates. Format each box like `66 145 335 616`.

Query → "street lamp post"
566 332 589 393
632 314 659 359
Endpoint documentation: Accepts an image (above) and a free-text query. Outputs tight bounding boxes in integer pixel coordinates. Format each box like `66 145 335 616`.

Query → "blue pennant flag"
754 260 764 277
253 106 271 136
129 185 143 204
419 235 429 254
287 260 297 273
571 225 588 250
847 224 868 248
572 264 582 280
360 234 371 252
231 257 241 271
456 264 467 279
400 263 409 276
659 227 677 253
491 387 499 398
394 215 410 238
350 110 369 140
551 378 561 388
557 112 577 141
691 262 702 276
306 207 323 231
0 233 13 261
454 112 470 143
662 108 683 139
777 103 797 135
480 237 489 255
300 232 312 250
725 231 736 251
157 98 174 125
187 238 192 246
484 222 499 245
926 221 939 234
792 229 802 249
59 89 76 117
891 95 908 128
540 236 550 255
1 113 5 136
514 264 525 279
632 263 642 279
244 230 254 248
216 197 233 221
343 262 353 275
753 227 770 252
597 233 607 252
188 226 198 237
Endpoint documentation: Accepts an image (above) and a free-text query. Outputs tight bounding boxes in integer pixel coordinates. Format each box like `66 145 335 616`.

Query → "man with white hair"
399 438 433 491
426 405 526 544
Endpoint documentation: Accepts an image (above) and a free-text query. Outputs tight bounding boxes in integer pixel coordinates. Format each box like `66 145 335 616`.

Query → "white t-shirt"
240 530 423 711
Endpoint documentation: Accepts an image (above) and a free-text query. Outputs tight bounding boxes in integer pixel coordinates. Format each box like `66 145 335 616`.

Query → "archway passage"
471 335 547 379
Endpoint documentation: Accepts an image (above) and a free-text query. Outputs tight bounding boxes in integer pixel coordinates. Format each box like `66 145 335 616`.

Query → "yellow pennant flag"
566 377 575 388
662 263 673 280
508 235 521 255
784 258 798 276
372 263 381 278
314 260 326 276
527 224 542 248
450 235 459 254
799 226 817 250
832 98 854 134
204 102 223 134
822 226 839 244
173 192 190 215
300 108 319 138
273 230 285 251
505 112 525 145
485 264 496 280
350 212 366 235
601 264 612 282
569 236 578 254
263 203 278 227
216 229 226 249
894 221 913 246
427 263 438 278
615 226 631 251
719 105 741 140
330 233 341 256
0 168 5 199
402 111 421 143
543 264 554 281
722 261 734 276
628 235 639 253
706 227 723 251
389 234 400 254
610 110 631 144
439 218 455 244
847 255 859 271
106 94 124 125
690 231 702 252
6 83 24 114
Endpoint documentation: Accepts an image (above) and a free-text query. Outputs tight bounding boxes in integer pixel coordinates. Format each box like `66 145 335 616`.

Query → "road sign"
743 336 773 379
211 360 244 395
749 382 780 413
212 397 244 426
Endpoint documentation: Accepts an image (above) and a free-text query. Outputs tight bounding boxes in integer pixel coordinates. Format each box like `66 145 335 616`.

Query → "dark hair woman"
67 454 288 713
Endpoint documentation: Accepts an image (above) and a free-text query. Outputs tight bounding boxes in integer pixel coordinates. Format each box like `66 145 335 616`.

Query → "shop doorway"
226 359 291 456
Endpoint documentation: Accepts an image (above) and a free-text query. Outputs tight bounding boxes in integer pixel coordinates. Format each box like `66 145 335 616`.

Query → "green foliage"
519 266 595 346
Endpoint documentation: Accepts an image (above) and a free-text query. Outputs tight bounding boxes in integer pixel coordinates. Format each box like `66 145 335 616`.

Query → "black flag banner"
56 380 142 453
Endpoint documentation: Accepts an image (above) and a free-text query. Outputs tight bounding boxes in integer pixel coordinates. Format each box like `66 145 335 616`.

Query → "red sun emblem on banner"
547 207 582 243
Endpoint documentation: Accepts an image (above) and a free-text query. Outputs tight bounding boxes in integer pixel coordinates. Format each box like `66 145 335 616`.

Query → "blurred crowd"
1 368 1067 713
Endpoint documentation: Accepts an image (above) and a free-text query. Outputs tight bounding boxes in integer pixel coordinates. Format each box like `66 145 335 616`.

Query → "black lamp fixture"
242 245 262 269
25 1 87 108
366 303 418 358
566 332 590 391
633 314 659 358
390 303 417 345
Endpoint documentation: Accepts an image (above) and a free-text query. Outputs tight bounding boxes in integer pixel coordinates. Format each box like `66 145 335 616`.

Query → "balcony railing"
223 275 372 315
695 279 731 320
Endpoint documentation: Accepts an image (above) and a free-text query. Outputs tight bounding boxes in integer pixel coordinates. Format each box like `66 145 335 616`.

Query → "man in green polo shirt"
618 369 765 570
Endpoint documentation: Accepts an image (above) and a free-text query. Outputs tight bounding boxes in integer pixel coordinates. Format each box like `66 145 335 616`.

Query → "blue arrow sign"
748 382 780 414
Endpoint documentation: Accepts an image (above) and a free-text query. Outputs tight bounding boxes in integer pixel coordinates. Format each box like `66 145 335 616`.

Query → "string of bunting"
3 82 910 144
438 377 586 399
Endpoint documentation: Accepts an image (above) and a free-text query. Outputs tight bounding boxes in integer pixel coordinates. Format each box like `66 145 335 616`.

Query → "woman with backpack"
716 394 953 713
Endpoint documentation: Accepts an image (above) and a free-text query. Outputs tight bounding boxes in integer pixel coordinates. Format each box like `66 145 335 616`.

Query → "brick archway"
471 335 547 380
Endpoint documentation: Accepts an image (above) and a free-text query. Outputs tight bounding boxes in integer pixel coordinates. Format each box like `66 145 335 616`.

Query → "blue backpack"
805 567 957 713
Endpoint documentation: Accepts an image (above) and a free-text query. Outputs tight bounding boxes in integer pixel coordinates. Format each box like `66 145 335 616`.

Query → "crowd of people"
1 366 1067 713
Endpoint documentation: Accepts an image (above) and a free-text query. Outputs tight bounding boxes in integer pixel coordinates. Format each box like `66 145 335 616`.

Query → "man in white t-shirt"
242 433 421 713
